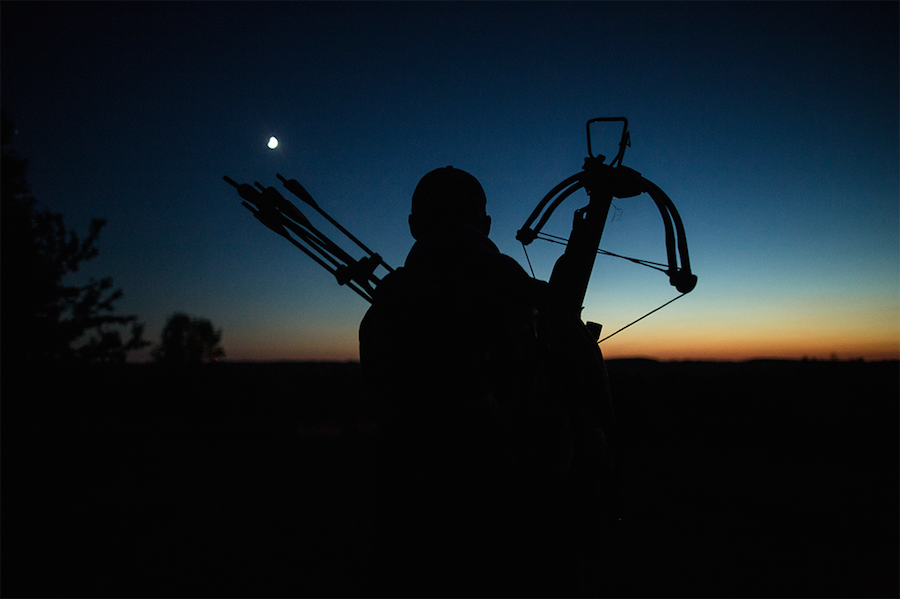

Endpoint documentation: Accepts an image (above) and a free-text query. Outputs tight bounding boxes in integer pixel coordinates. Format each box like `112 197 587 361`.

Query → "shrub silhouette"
1 109 149 365
152 313 225 364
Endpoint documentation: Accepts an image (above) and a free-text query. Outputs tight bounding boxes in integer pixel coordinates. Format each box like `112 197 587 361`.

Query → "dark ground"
3 359 898 597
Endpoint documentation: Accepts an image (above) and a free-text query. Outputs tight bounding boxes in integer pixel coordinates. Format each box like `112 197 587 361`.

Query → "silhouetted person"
360 166 616 597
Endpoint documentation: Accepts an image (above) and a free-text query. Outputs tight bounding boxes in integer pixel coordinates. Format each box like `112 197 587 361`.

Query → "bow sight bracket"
587 117 631 167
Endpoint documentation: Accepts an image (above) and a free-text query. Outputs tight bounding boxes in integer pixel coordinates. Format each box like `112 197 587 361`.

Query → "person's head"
408 166 491 240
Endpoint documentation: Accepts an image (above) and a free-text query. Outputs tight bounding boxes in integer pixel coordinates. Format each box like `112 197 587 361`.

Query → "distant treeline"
12 358 898 425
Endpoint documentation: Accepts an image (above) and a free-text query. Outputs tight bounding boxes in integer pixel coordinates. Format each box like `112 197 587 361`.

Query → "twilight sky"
2 2 897 362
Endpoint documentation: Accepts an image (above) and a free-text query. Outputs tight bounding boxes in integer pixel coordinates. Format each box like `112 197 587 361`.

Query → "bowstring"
536 232 669 272
521 231 688 343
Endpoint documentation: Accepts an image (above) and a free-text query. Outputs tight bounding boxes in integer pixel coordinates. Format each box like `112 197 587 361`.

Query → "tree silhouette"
1 109 150 365
152 313 225 364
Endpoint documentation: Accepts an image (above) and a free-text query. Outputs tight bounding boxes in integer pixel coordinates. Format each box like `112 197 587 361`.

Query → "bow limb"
517 172 583 245
533 181 586 235
642 178 696 293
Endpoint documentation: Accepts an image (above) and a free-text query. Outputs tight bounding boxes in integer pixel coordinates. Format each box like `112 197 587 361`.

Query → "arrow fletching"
277 173 319 209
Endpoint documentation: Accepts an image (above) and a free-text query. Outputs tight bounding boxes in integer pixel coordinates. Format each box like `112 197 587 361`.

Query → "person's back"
359 167 614 596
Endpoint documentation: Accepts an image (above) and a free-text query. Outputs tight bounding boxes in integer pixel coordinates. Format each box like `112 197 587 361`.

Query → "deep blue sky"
3 2 897 361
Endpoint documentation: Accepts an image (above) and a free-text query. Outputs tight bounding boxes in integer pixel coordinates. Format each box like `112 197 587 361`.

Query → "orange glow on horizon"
599 329 899 362
222 332 898 364
208 297 900 364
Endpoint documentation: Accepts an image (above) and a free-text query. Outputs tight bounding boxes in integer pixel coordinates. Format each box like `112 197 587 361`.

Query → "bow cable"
597 293 687 344
520 212 690 342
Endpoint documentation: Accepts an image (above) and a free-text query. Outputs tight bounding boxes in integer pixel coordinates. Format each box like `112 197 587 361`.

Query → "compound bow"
517 117 697 342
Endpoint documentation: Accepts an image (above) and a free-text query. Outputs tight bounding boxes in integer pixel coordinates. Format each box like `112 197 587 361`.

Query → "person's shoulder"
360 267 414 338
367 265 439 313
369 266 412 304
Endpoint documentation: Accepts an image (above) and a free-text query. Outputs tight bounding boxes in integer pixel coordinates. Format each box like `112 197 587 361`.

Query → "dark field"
3 359 898 597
